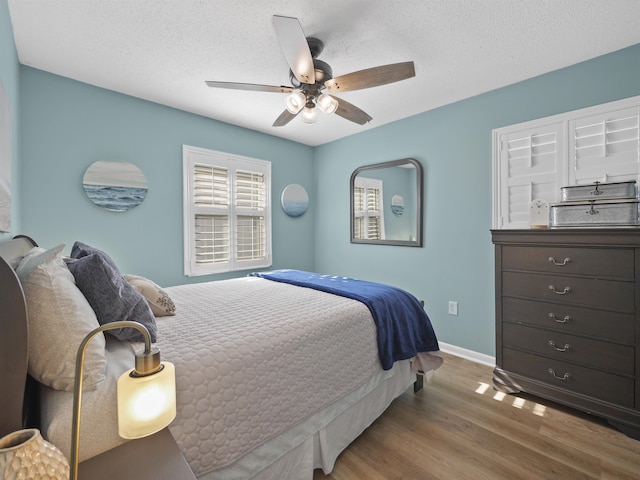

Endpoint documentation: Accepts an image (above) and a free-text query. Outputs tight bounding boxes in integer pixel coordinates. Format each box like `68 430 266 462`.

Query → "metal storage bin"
550 199 640 227
561 181 637 202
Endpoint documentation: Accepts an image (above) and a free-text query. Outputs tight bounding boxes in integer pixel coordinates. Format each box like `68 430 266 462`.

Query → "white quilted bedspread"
158 276 382 476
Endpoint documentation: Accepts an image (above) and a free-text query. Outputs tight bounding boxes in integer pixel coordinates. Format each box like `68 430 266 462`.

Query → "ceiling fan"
205 15 416 127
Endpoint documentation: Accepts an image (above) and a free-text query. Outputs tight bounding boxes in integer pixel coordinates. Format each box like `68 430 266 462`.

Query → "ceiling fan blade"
205 81 293 93
324 61 415 93
273 109 300 127
272 15 315 85
332 96 372 125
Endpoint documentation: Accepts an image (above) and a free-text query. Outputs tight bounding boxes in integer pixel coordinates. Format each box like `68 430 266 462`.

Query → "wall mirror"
350 158 423 247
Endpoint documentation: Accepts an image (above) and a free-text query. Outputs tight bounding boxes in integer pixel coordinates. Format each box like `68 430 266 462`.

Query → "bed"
0 235 442 479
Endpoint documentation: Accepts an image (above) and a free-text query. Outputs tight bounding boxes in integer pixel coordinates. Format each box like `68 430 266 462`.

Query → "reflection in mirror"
350 158 423 247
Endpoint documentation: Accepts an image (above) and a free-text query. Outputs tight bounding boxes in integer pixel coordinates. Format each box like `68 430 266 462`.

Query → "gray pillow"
70 241 121 271
16 244 107 391
66 242 157 343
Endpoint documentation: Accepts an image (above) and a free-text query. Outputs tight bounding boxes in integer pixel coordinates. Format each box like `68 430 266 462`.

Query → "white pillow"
16 245 107 391
123 274 176 317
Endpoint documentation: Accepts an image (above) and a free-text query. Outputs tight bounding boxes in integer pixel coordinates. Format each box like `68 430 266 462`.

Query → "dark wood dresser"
491 228 640 439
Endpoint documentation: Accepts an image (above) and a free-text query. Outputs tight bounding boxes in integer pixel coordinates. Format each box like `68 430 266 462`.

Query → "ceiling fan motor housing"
306 37 324 58
289 59 333 88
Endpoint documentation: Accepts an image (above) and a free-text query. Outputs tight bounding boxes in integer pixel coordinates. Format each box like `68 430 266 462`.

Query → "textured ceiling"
8 0 640 146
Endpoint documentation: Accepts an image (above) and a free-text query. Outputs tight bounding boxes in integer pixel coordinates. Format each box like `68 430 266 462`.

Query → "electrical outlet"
448 301 458 316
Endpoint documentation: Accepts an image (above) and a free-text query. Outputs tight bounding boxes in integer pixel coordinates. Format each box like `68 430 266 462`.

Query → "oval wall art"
281 184 309 217
391 194 405 216
83 160 148 212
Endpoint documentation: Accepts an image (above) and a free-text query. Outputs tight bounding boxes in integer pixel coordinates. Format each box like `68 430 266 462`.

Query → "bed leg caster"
413 374 424 393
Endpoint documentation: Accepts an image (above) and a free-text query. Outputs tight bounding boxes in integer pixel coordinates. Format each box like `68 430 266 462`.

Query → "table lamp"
69 321 176 480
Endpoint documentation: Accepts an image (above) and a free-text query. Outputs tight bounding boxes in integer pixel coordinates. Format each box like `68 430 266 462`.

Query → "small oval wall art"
281 183 309 217
83 160 148 212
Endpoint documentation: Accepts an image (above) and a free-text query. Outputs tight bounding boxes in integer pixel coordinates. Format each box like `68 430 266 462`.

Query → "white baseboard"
438 342 495 367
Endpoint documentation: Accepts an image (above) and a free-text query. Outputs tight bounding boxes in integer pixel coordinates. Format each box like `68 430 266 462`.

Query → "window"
183 145 271 276
353 176 385 240
493 95 640 229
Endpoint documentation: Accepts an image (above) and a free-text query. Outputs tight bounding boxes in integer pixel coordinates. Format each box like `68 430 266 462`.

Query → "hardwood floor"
313 353 640 480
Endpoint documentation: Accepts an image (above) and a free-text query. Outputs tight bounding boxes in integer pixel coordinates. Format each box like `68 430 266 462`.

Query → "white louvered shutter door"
353 180 385 240
353 186 365 239
498 123 565 228
193 164 230 266
569 106 640 185
235 170 266 262
366 187 382 239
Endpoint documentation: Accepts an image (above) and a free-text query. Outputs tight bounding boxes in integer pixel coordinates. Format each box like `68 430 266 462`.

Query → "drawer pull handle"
548 256 570 266
548 368 571 381
548 285 571 295
548 313 571 323
548 340 571 352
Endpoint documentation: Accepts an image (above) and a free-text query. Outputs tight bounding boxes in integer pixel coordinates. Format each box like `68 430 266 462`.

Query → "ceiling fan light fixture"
317 93 338 115
285 91 306 114
207 16 414 128
301 106 317 124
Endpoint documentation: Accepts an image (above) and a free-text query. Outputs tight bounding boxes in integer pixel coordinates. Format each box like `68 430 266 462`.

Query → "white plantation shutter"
493 95 640 229
194 164 229 206
498 124 564 228
193 165 230 265
353 186 366 238
194 214 229 264
367 216 382 239
235 170 266 261
365 188 382 239
236 170 265 208
569 107 640 185
366 187 380 212
354 186 364 211
353 178 385 240
237 216 265 260
183 146 271 275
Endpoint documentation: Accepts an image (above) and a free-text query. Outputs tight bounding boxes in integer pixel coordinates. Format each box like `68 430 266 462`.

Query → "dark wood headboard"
0 235 37 437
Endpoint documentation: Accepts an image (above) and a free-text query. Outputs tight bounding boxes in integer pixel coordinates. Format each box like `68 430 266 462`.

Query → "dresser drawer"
502 348 634 407
502 271 635 313
502 323 634 375
501 245 634 279
502 297 635 344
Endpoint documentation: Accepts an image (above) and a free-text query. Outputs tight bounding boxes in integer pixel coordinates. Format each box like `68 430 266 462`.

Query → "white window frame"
353 176 386 240
183 145 272 276
493 95 640 229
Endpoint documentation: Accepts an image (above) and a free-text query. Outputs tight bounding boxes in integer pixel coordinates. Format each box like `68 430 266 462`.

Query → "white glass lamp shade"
317 93 338 115
301 106 317 124
285 91 306 114
117 361 176 439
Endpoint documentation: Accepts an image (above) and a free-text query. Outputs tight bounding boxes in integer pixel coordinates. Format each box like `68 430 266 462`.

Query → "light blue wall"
314 43 640 356
0 0 20 240
19 68 315 287
7 0 640 357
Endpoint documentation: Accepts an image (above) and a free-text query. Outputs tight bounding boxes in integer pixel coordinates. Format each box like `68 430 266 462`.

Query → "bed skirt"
201 358 414 480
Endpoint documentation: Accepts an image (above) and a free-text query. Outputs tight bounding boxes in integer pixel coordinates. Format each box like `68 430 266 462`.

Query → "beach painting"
281 183 309 217
0 82 12 232
83 160 148 212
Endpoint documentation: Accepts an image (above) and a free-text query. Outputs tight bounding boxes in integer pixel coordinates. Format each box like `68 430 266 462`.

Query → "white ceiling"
7 1 640 147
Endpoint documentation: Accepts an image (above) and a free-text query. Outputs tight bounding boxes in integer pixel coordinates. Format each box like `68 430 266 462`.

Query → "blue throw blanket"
254 270 439 370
